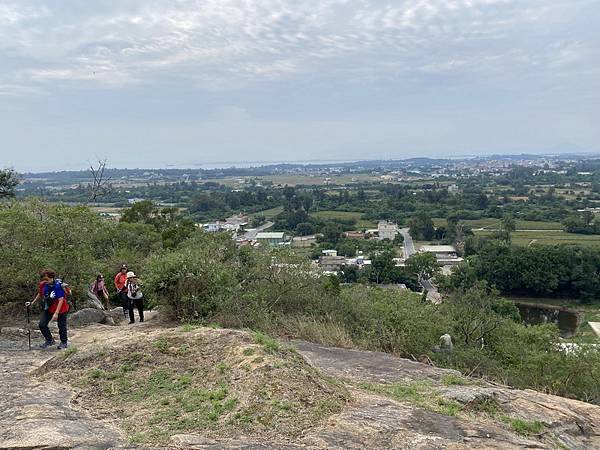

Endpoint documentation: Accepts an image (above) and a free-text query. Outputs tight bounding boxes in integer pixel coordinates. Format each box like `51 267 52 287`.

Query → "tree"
88 159 111 201
501 214 516 232
442 283 505 346
295 222 315 236
321 222 342 244
405 252 440 283
251 215 266 228
369 250 400 284
0 169 20 198
393 233 404 245
408 212 435 240
121 200 156 224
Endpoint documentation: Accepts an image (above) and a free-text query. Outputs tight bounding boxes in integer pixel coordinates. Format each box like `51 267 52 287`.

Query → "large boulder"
76 291 105 310
107 307 127 324
68 308 115 327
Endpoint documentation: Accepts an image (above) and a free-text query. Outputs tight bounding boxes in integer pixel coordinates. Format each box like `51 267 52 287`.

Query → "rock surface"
0 343 124 449
295 340 600 449
1 320 600 449
69 307 114 327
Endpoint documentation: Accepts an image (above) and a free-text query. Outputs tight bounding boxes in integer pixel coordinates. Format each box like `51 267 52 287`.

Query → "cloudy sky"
1 0 599 171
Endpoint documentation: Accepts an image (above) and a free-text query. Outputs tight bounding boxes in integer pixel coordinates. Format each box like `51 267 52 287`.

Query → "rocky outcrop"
2 322 600 449
68 308 115 327
295 340 600 449
0 350 124 449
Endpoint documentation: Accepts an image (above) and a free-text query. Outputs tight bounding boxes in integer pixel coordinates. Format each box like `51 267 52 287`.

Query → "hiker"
89 273 109 309
114 263 129 319
26 269 69 349
126 271 144 324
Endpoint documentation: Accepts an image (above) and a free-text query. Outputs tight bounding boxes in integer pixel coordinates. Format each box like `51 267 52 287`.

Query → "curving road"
399 227 441 304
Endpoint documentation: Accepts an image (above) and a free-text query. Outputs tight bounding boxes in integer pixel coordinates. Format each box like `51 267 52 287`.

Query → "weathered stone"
170 434 301 449
108 307 127 324
295 340 600 449
77 291 105 310
0 352 124 449
69 308 114 327
441 386 499 404
3 322 600 450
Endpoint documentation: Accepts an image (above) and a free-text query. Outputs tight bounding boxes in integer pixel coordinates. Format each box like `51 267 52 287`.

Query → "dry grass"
38 327 349 445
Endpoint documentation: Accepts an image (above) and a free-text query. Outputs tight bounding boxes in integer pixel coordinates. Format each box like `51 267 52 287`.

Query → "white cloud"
0 0 597 94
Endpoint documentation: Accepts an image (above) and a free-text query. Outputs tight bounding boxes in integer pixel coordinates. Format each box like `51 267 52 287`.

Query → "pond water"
516 303 580 337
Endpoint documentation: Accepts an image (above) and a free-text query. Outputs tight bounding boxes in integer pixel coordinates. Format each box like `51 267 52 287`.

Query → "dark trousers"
128 297 144 323
119 291 129 315
39 310 68 344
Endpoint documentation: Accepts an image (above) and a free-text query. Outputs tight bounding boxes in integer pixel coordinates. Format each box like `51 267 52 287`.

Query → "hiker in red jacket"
114 263 129 319
26 269 69 349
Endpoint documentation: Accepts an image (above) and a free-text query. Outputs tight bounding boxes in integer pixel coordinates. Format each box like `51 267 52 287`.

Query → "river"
516 302 581 337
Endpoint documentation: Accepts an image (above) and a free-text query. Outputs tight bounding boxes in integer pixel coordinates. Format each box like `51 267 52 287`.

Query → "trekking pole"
26 304 32 351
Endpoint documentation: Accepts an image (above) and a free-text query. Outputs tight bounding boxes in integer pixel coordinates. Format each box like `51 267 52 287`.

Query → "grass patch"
252 331 280 353
465 397 502 415
249 206 284 219
153 337 170 353
474 230 600 247
180 323 199 332
311 210 376 229
359 380 463 417
502 416 544 436
62 346 78 358
39 329 349 445
441 373 471 386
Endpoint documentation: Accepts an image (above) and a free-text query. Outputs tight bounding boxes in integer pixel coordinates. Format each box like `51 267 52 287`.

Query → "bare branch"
88 159 112 202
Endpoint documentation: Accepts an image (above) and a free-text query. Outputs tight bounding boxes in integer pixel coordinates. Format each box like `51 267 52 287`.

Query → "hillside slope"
1 317 599 449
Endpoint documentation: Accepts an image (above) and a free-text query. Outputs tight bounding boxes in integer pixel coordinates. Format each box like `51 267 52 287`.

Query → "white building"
447 184 460 194
202 223 220 233
377 221 398 241
419 245 463 266
256 232 286 247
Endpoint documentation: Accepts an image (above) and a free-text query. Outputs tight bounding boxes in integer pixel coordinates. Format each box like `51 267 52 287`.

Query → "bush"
144 233 329 328
0 200 162 309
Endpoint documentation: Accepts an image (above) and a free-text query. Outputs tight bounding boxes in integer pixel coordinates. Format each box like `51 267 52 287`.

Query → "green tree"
408 212 435 240
295 222 315 236
501 214 516 232
369 250 399 284
405 252 440 283
0 169 20 198
321 222 342 244
121 200 156 223
442 283 505 346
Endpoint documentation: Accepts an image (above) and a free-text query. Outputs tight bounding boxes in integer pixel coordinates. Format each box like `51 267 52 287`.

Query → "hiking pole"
26 304 31 351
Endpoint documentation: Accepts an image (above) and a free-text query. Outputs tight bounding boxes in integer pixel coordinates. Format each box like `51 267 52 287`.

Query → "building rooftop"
420 245 457 253
256 232 285 239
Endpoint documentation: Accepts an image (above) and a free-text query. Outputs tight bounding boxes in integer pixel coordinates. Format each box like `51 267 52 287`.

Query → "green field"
203 173 380 187
250 206 283 219
311 210 376 229
432 218 499 229
474 230 600 247
433 218 562 231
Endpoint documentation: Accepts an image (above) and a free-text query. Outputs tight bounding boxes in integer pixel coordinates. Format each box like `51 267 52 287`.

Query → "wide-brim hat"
126 271 136 279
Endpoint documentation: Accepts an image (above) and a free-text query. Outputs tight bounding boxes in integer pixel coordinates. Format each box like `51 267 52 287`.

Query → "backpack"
128 280 143 300
42 279 72 311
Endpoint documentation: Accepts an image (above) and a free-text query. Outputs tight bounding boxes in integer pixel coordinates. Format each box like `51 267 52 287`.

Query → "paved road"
399 228 415 259
399 227 441 303
241 221 273 240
